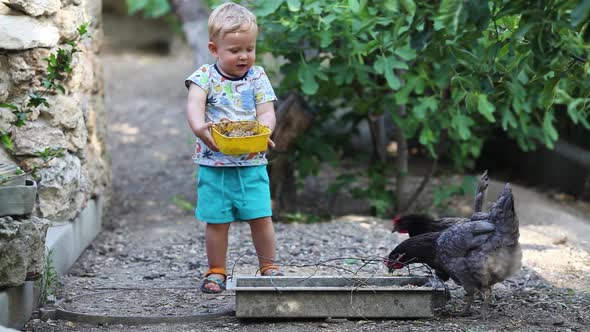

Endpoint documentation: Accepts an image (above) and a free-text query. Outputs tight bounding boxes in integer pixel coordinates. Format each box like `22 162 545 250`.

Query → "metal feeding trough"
227 276 447 318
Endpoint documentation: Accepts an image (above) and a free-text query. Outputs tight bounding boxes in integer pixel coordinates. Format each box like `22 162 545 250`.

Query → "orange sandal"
259 264 284 277
200 268 227 293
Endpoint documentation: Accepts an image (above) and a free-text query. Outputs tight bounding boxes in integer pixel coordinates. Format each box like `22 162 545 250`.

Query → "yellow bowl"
211 120 271 155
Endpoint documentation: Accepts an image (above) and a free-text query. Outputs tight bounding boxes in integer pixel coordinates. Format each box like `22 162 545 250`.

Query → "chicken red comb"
392 215 409 233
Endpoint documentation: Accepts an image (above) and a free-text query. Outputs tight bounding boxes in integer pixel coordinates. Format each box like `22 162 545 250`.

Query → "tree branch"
399 130 447 213
394 106 408 212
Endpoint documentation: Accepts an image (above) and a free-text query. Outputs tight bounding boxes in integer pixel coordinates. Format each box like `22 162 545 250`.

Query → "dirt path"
23 29 590 331
487 182 590 293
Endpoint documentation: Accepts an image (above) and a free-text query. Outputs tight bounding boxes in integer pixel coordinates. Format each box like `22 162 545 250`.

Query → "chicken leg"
480 287 493 319
460 290 476 316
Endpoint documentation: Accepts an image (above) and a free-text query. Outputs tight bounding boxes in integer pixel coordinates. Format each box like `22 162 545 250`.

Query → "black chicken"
386 231 452 282
387 183 522 316
392 170 489 237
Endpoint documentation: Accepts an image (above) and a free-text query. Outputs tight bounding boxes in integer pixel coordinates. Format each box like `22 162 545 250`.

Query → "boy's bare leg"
203 222 231 292
248 216 277 274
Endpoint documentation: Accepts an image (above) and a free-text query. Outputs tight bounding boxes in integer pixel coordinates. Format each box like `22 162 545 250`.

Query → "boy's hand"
267 138 275 149
195 122 220 152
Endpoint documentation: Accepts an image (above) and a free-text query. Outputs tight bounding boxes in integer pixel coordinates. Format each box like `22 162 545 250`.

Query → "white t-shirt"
185 64 277 166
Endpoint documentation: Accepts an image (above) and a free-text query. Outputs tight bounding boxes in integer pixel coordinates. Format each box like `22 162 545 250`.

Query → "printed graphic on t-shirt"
185 64 277 167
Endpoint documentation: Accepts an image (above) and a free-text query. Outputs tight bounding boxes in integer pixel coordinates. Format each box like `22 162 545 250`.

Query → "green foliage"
327 159 396 217
0 103 18 111
0 24 88 184
0 147 64 186
0 132 13 151
281 211 328 223
0 166 23 184
171 195 194 212
126 0 172 18
249 0 588 161
37 248 59 305
432 175 477 212
29 148 65 180
292 121 343 181
238 0 588 210
124 1 182 34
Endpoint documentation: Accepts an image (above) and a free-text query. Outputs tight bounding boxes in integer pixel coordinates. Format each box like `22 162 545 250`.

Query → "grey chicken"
392 170 489 237
387 183 522 315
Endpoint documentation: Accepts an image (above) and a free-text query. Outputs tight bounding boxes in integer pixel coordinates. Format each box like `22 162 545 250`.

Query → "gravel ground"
24 215 590 332
22 16 590 331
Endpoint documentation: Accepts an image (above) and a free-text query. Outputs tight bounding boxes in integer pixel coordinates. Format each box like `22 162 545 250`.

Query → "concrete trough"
227 276 447 319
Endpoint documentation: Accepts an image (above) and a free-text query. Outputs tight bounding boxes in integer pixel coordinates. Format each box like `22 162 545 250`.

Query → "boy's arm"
256 101 276 148
187 84 219 151
256 101 276 131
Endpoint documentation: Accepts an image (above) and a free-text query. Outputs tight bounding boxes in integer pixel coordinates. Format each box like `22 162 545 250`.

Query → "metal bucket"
0 179 37 217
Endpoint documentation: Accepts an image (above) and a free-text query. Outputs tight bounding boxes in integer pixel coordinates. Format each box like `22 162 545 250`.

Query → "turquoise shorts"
196 165 272 223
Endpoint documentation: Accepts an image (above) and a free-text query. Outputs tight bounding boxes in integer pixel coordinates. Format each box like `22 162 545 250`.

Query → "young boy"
185 2 282 293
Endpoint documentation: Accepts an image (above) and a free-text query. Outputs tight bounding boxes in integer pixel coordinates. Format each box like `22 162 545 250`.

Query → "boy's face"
209 26 257 78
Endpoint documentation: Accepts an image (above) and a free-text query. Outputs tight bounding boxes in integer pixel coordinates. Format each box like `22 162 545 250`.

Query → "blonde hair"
208 2 257 41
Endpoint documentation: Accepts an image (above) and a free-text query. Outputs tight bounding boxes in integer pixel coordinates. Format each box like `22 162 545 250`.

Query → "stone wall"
0 0 109 220
0 216 49 287
0 0 109 287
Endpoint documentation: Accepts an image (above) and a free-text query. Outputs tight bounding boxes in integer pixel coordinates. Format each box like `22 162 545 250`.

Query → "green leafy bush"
223 0 589 214
126 0 171 18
